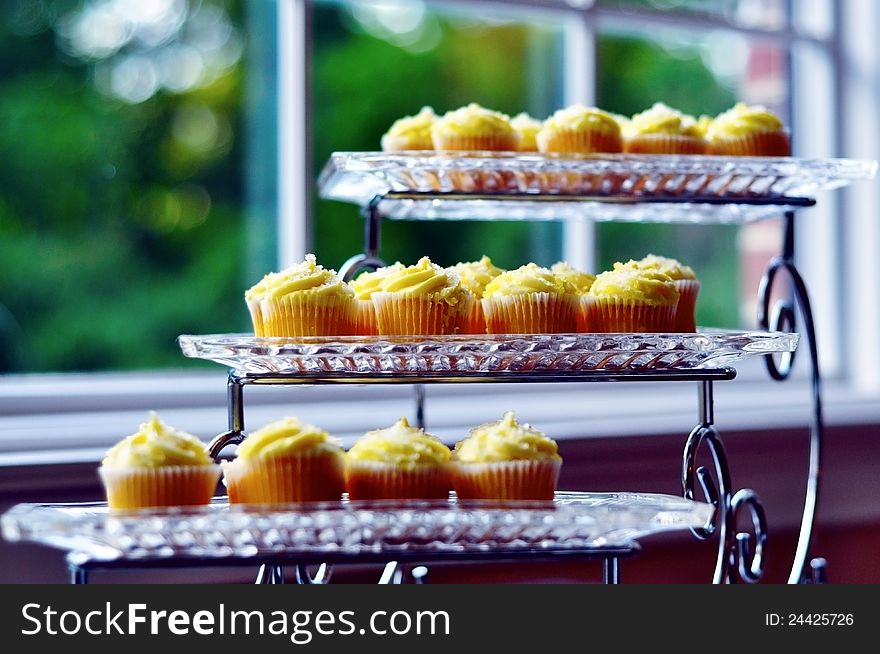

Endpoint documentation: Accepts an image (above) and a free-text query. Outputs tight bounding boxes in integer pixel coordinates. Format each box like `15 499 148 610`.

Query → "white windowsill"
1 360 878 467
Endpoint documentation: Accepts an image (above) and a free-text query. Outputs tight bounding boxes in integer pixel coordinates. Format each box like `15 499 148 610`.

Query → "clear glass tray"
318 152 876 223
1 492 713 562
178 329 798 377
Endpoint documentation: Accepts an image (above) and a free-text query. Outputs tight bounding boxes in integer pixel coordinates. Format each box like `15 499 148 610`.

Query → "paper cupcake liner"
673 279 700 333
481 293 578 334
537 127 623 154
431 133 519 152
452 459 561 501
381 134 434 152
707 130 791 156
223 452 346 505
345 460 452 500
581 296 676 333
257 293 354 337
371 293 459 336
353 299 378 336
99 465 221 510
454 294 487 334
624 134 707 155
576 295 598 332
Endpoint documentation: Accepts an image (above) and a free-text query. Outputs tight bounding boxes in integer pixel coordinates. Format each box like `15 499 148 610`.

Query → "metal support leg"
603 557 620 585
413 384 426 429
70 565 88 585
256 564 285 584
207 372 247 461
339 198 386 281
757 210 824 584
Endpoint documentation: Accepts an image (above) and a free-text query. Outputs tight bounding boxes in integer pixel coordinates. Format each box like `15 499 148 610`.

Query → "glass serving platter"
1 492 713 562
318 151 877 223
178 329 798 377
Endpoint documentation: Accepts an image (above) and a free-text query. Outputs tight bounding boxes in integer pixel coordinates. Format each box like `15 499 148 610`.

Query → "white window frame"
1 0 878 466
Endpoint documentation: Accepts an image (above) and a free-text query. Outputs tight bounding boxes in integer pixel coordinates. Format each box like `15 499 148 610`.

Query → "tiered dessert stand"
2 153 874 584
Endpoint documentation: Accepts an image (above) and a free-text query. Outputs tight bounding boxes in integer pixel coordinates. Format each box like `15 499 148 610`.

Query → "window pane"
596 25 789 328
312 0 565 271
0 0 259 373
597 0 788 30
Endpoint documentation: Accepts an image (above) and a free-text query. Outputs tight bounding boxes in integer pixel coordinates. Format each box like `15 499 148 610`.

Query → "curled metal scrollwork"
757 258 800 380
339 254 387 282
207 430 244 463
730 489 768 584
296 563 332 585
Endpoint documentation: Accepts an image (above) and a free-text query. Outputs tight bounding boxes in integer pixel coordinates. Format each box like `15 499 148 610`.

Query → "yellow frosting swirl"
589 266 680 306
707 102 785 138
511 113 542 151
432 103 516 140
483 263 575 298
347 417 451 468
454 412 561 463
449 256 505 297
550 261 596 294
540 105 621 136
631 254 696 281
102 413 213 469
245 254 352 302
349 263 405 300
629 102 702 137
377 256 464 306
236 417 343 461
695 114 714 138
381 107 436 151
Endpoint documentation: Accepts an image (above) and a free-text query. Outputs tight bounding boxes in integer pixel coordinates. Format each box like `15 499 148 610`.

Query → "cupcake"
510 113 542 152
222 417 346 505
370 256 467 336
584 265 680 333
551 261 598 332
99 412 220 510
536 105 623 154
346 417 452 500
632 255 699 332
706 102 791 156
452 411 561 501
348 263 405 336
245 254 355 337
482 263 579 334
448 255 505 334
431 103 518 152
624 102 707 154
380 107 436 152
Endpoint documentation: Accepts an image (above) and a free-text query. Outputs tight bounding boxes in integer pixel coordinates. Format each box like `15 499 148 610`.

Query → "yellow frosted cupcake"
346 417 452 500
624 103 707 154
452 411 561 501
706 102 790 156
99 413 220 510
431 103 518 152
584 265 680 332
348 263 405 336
632 255 699 332
371 256 467 335
245 254 354 337
536 105 623 154
380 107 436 151
448 255 505 334
482 263 579 334
551 261 598 331
222 417 345 505
511 113 542 152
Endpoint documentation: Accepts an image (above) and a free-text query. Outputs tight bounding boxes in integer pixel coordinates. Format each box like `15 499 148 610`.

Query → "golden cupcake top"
454 411 561 463
539 105 621 136
381 106 436 151
102 413 213 469
245 254 353 302
236 417 344 461
632 254 696 281
376 256 465 306
510 113 542 151
707 102 786 138
550 261 596 294
349 263 405 300
629 102 703 138
483 262 575 298
448 255 505 297
695 114 714 138
432 103 517 141
347 417 451 468
589 266 680 306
